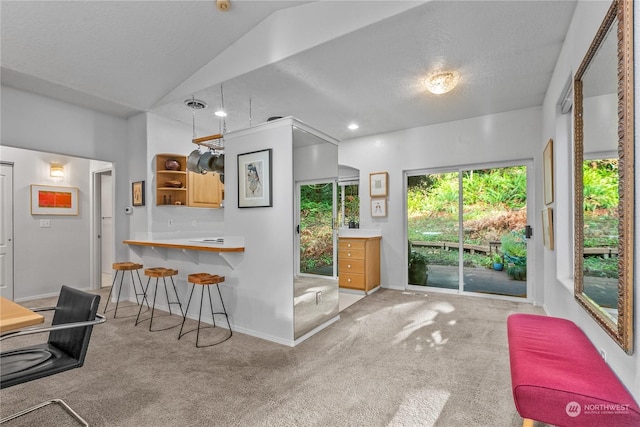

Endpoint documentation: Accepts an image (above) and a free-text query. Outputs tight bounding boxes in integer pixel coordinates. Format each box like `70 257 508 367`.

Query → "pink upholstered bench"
507 313 640 427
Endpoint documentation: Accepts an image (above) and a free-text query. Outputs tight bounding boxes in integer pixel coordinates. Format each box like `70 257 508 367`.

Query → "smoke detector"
216 0 230 12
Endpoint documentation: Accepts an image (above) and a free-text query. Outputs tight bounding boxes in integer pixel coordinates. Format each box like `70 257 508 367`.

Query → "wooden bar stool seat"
135 267 184 331
178 273 231 347
104 262 149 318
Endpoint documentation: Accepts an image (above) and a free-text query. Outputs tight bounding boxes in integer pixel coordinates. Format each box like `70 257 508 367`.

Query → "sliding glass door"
407 163 530 299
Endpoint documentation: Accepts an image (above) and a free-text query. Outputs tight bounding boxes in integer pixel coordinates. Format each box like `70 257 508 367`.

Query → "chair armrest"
0 314 106 341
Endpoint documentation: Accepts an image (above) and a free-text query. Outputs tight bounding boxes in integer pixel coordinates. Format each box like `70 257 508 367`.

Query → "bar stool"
104 262 149 318
135 267 184 331
178 273 232 347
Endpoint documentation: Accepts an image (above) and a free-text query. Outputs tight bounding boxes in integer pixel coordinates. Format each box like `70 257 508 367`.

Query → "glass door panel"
407 173 459 289
461 166 527 298
299 182 337 277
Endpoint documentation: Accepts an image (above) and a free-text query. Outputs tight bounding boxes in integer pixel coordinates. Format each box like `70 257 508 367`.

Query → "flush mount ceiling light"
348 123 359 130
425 70 460 95
50 162 64 177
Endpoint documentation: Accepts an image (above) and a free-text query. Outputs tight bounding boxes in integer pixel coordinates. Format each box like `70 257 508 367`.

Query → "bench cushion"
507 313 640 426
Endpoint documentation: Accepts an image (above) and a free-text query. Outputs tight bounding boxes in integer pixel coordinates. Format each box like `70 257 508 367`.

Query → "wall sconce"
50 163 64 178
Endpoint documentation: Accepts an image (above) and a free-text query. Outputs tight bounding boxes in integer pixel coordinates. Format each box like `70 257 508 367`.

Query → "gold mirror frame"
574 0 634 354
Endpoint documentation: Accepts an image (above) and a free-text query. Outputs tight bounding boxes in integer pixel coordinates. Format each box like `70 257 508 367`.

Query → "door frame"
405 159 534 303
0 162 14 300
295 179 338 279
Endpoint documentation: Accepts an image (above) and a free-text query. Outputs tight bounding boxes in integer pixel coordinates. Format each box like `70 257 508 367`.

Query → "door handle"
296 224 300 234
525 225 533 239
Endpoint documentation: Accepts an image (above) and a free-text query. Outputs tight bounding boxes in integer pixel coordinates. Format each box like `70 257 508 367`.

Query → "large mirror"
574 0 634 354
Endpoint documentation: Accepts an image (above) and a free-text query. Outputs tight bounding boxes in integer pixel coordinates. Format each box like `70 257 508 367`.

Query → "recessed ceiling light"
348 123 359 130
425 70 460 95
214 110 227 117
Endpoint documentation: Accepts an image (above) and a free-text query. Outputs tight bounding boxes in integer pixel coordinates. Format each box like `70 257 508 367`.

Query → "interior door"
0 163 14 300
297 181 337 277
100 172 113 285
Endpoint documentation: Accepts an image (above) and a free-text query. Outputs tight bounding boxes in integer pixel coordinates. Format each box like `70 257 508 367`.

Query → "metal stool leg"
169 276 185 318
103 270 120 314
134 269 149 309
135 277 153 326
215 283 232 339
178 283 196 339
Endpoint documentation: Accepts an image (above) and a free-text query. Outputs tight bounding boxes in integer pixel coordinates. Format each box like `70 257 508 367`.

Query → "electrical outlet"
316 291 322 305
168 219 174 227
600 348 606 361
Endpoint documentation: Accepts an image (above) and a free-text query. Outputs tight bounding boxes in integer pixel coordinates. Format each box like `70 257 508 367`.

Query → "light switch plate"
40 219 51 228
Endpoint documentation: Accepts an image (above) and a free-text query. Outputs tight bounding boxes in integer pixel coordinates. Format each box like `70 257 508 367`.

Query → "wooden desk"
0 297 45 334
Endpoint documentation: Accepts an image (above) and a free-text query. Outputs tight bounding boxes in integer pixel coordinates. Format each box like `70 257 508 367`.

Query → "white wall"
339 107 541 292
223 120 295 344
0 146 91 298
540 0 638 401
1 87 131 297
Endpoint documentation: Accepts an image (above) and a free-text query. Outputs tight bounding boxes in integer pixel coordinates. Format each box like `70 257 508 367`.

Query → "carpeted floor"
1 288 548 426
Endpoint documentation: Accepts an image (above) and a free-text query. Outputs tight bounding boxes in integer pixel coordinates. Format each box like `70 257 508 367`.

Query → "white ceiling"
1 0 578 141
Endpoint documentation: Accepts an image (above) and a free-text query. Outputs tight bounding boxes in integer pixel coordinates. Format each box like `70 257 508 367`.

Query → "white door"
0 163 14 300
101 172 113 280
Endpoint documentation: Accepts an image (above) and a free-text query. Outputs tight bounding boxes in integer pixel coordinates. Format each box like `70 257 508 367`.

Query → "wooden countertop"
123 238 244 253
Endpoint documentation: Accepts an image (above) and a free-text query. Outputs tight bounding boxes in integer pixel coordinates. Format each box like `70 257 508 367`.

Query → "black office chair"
0 286 106 426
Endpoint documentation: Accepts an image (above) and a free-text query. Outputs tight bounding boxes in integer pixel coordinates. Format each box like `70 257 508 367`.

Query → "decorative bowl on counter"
164 159 181 170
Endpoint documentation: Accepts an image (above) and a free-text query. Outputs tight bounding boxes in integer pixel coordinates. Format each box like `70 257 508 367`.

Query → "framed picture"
238 148 272 208
371 198 387 217
370 172 388 197
31 184 78 215
543 138 554 205
132 181 145 207
542 207 554 250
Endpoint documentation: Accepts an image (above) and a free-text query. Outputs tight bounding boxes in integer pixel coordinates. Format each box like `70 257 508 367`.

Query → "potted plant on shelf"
408 242 430 285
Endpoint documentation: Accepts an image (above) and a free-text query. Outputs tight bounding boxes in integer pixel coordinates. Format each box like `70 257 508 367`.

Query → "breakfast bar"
123 237 245 268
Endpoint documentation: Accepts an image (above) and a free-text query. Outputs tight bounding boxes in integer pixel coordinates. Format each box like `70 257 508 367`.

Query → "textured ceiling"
1 1 578 141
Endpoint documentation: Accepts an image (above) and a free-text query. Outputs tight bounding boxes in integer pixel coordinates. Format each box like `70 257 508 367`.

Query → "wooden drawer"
339 272 365 290
339 259 365 274
338 249 364 260
339 239 365 251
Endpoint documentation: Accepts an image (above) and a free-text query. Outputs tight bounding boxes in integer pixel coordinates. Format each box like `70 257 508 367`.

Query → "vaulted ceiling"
1 1 577 141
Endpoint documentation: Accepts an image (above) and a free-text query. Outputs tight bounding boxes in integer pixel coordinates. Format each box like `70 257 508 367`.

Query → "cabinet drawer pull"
347 252 351 257
347 243 352 247
348 264 351 268
347 278 351 282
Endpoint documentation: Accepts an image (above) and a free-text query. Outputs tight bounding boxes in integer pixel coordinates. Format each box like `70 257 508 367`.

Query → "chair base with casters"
104 262 149 318
135 267 184 331
0 286 106 426
179 273 231 347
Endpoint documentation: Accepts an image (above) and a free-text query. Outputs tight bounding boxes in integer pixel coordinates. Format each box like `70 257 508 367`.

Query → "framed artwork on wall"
543 138 554 205
370 172 388 197
371 198 387 217
542 207 554 250
238 148 272 208
132 181 145 207
31 184 78 215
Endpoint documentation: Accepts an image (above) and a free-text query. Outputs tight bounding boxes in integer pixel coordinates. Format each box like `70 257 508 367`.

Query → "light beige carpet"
0 288 548 426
